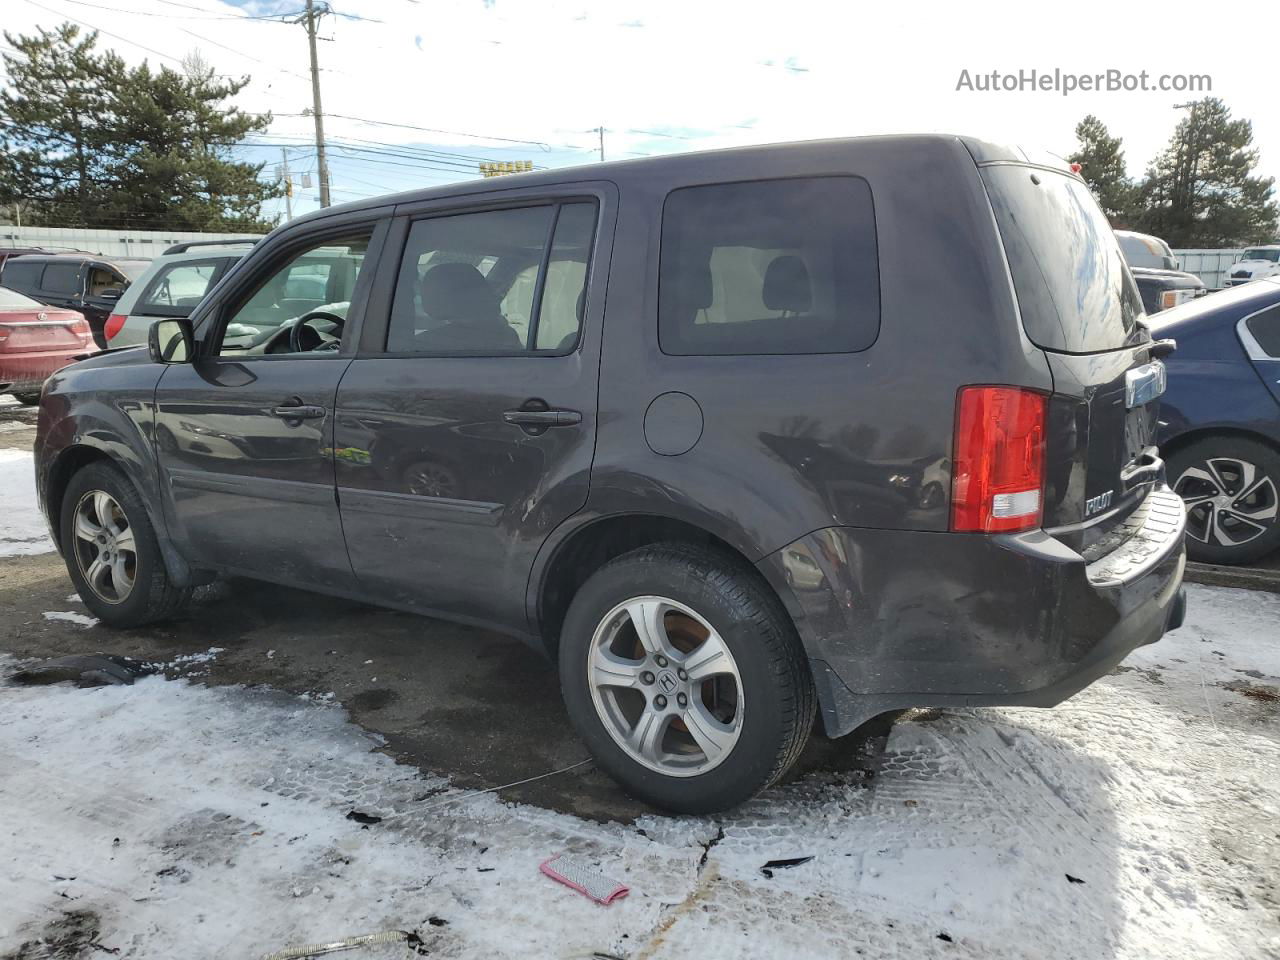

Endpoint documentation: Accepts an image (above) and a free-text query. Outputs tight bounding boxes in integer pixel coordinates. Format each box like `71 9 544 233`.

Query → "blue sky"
4 0 1276 226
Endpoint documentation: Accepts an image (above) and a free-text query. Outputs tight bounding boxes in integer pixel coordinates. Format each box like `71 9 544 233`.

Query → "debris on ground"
258 929 415 960
6 654 152 688
540 855 630 904
760 856 814 878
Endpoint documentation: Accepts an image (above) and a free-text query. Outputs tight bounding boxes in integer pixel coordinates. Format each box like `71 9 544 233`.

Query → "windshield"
1241 249 1280 262
982 165 1143 353
0 285 43 309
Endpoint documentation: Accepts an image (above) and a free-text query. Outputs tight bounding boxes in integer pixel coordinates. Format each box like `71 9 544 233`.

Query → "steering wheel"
288 310 347 354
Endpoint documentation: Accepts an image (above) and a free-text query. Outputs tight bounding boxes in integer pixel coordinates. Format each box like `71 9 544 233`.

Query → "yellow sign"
479 160 534 178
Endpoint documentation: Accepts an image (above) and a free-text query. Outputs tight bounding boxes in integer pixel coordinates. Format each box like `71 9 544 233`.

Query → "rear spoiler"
162 238 262 255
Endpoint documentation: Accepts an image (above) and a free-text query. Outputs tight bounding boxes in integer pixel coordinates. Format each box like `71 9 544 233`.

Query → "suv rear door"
980 162 1163 555
333 185 613 631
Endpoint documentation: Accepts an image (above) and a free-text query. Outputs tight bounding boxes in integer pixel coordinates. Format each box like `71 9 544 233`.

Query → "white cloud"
3 0 1276 224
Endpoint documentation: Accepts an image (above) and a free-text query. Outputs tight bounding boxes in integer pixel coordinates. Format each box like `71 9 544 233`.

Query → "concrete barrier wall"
0 226 266 259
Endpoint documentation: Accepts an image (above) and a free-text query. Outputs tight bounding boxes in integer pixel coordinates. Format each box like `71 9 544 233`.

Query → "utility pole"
298 0 332 208
597 126 605 162
280 148 294 221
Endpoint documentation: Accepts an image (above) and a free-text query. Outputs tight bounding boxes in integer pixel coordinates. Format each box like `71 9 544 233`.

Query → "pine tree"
1132 98 1278 247
1068 115 1135 224
0 23 121 227
0 22 281 231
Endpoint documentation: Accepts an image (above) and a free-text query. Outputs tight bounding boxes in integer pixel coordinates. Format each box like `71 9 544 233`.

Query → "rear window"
135 259 224 317
1246 305 1280 357
0 285 41 308
982 166 1142 353
658 177 880 356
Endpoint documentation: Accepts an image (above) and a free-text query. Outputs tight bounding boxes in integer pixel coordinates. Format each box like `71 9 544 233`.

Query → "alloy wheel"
587 596 743 777
72 489 137 604
1174 457 1279 548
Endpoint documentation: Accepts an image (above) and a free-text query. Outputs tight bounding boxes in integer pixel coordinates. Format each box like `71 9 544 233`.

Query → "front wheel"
60 462 192 626
1169 435 1280 565
558 543 814 813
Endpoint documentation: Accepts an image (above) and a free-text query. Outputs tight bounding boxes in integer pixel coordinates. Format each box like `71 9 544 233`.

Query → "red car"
0 285 95 405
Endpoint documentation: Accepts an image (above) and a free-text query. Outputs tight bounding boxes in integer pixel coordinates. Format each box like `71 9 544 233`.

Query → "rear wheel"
1169 436 1280 565
60 462 191 626
558 543 814 813
11 392 40 406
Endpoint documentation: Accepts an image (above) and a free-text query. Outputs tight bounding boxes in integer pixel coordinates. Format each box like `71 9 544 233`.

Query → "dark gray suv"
33 136 1187 813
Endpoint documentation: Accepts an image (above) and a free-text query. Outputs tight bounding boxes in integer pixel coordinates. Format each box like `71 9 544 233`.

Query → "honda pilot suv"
34 136 1187 813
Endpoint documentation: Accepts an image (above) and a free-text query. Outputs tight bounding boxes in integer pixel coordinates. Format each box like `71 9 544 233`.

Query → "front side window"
386 200 597 355
217 232 372 357
137 260 223 317
658 177 880 356
86 267 123 297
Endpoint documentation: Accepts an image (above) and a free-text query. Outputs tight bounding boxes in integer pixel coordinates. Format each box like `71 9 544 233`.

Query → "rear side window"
1246 305 1280 357
658 177 880 356
40 262 82 295
386 200 597 355
982 166 1142 353
135 260 223 317
1 260 42 291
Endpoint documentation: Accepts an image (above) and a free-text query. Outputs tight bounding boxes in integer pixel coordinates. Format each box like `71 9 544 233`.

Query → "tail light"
0 324 10 345
104 314 126 341
951 386 1047 533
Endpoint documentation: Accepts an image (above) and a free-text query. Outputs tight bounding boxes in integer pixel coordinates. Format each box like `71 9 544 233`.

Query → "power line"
290 111 560 150
58 0 303 21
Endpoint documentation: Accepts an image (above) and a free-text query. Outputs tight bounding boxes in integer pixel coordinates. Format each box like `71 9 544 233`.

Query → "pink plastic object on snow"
539 854 630 905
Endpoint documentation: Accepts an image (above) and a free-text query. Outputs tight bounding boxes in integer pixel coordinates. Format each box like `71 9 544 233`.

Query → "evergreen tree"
0 22 281 231
1132 98 1278 247
0 24 121 227
1069 115 1135 224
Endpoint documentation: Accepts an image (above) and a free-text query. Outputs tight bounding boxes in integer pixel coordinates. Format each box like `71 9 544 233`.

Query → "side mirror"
99 288 123 301
148 317 194 364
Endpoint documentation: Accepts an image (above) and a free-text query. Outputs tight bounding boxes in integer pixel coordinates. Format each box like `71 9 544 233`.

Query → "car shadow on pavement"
1 555 892 823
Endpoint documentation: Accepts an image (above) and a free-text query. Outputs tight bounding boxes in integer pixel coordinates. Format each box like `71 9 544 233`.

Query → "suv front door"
153 220 386 591
333 190 612 631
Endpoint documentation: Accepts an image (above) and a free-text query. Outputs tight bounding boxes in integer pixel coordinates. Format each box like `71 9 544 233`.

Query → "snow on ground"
0 449 53 557
2 585 1277 960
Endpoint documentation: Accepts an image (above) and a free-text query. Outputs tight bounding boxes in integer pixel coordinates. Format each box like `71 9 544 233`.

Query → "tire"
60 461 192 627
1168 435 1280 565
11 392 40 406
558 542 815 813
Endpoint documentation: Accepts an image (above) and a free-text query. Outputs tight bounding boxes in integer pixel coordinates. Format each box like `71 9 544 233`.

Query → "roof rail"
162 238 262 255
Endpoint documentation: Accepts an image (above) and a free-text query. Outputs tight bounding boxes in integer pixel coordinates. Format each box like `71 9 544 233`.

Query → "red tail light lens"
104 314 126 341
951 386 1047 533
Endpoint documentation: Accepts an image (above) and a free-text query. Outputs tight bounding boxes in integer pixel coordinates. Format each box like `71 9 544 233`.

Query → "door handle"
502 409 582 427
272 401 326 420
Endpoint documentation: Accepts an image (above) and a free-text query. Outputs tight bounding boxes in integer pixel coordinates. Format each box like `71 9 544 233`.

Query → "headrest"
762 255 812 312
419 262 500 323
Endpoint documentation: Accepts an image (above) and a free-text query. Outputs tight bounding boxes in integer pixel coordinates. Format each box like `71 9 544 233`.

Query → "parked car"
1115 230 1207 313
0 286 94 404
0 246 53 271
1152 278 1280 564
1224 245 1280 287
34 136 1187 813
0 253 151 348
104 239 260 348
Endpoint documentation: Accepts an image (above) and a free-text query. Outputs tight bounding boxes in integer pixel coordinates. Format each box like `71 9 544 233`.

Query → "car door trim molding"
338 486 503 525
168 468 336 506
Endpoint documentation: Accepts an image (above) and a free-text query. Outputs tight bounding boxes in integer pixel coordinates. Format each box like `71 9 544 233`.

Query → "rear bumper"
758 485 1187 737
0 350 84 392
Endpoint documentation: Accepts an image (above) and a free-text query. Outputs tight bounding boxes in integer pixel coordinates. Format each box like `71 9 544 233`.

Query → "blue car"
1154 278 1280 564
